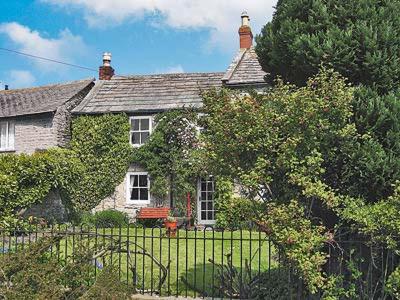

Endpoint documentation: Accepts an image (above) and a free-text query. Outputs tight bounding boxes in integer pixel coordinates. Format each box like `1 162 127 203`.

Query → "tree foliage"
255 0 400 203
255 0 400 93
202 69 398 297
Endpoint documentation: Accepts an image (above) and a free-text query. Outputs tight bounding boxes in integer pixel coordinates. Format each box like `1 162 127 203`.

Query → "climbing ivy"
69 114 132 211
0 114 133 227
132 109 204 208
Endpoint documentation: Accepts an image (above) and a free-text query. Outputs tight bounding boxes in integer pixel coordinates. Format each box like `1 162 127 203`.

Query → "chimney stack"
239 12 253 49
99 52 114 80
4 85 9 91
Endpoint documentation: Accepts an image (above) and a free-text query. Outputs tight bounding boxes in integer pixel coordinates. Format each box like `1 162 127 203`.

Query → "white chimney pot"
102 52 112 67
241 11 250 27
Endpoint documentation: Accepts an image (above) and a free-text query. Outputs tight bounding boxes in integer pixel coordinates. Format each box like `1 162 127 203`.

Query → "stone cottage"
73 13 268 225
0 78 94 221
0 78 94 154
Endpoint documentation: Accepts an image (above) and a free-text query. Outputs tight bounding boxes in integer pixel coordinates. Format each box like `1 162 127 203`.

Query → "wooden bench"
136 207 170 220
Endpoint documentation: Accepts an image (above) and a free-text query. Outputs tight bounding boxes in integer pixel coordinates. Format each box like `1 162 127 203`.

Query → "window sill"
126 200 151 206
0 149 16 153
131 144 144 148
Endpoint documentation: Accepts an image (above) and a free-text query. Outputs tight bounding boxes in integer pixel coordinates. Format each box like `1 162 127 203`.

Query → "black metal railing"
0 225 276 299
0 225 398 299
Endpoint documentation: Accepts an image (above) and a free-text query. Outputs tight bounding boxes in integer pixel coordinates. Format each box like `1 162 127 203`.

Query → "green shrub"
135 218 163 228
0 148 83 228
214 177 263 230
91 210 130 228
0 236 132 299
386 266 400 299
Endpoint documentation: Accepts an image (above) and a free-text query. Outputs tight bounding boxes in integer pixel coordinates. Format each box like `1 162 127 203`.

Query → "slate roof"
73 73 224 114
222 47 269 86
0 78 94 118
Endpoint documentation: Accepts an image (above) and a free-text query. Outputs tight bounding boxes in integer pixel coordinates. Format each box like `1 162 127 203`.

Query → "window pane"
130 188 139 201
141 132 150 143
207 202 213 210
139 175 147 187
201 182 207 191
201 202 206 210
132 119 140 131
132 133 140 144
132 175 139 187
8 122 14 149
201 212 207 220
201 192 207 200
140 188 148 200
0 123 5 149
140 119 149 130
208 211 213 220
207 182 213 191
208 192 213 201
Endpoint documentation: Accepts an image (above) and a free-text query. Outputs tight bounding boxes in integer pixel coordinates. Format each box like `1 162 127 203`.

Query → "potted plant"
164 215 177 237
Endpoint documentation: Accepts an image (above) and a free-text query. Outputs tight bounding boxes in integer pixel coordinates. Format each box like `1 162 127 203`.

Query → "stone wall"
2 83 93 154
13 113 58 154
54 83 94 147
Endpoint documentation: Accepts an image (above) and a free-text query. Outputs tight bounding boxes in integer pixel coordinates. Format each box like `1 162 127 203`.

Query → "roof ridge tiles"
0 78 94 94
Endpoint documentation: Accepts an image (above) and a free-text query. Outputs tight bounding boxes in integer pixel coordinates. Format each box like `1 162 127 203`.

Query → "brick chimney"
239 12 253 49
99 52 114 80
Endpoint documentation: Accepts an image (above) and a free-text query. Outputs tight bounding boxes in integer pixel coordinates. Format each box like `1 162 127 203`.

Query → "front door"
197 176 216 225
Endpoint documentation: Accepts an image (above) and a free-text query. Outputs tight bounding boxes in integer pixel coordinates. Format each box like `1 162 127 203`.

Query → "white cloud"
41 0 277 50
156 65 184 74
4 70 36 89
0 22 87 72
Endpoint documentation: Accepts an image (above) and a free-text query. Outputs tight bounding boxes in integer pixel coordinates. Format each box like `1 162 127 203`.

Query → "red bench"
136 207 170 220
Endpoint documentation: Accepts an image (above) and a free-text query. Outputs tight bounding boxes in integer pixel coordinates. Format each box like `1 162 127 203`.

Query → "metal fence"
0 225 279 299
0 225 398 299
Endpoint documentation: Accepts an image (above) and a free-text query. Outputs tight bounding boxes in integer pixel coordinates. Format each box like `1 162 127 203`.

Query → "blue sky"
0 0 277 89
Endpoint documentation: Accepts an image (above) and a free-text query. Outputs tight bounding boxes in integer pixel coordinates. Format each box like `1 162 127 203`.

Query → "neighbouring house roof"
0 78 94 118
73 72 224 114
222 47 269 86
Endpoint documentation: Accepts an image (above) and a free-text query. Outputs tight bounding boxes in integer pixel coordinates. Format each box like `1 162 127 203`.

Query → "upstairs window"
127 172 150 204
130 116 152 146
0 121 15 151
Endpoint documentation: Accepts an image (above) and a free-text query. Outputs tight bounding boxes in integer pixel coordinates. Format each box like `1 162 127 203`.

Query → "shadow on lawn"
179 263 302 300
179 263 298 299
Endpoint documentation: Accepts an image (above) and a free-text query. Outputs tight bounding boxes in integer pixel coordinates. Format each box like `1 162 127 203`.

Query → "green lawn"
1 228 277 297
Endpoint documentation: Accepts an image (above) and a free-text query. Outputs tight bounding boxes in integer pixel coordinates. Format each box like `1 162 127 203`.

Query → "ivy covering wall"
132 109 204 214
0 114 132 228
69 114 132 211
0 111 208 227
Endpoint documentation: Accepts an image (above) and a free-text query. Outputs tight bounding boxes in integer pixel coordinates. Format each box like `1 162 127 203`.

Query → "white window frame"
129 116 152 147
126 172 151 205
0 121 15 151
197 176 216 225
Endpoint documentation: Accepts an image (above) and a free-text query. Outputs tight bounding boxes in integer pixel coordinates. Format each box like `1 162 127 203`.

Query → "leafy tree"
255 0 400 93
255 0 400 203
202 69 398 297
